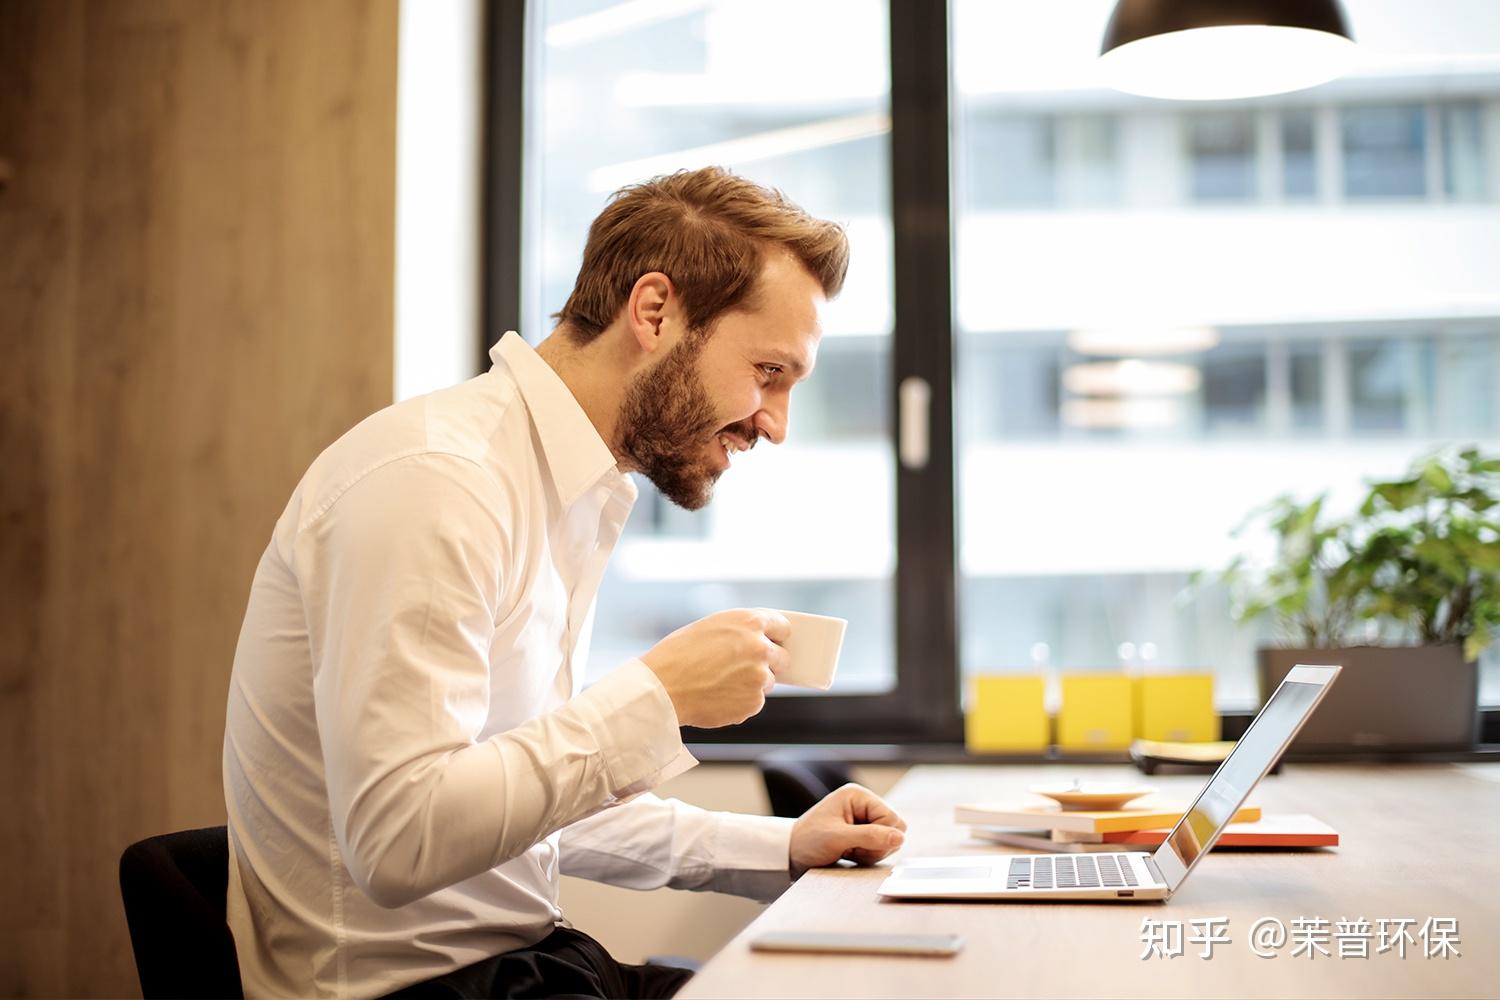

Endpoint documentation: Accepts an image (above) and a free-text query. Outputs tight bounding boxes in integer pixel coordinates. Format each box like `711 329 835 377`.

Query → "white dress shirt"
223 333 794 999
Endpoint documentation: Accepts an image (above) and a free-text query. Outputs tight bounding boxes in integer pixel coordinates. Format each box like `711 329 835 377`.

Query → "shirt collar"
491 332 626 509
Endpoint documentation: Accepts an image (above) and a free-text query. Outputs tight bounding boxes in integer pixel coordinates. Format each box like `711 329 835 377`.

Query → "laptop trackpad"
898 866 994 880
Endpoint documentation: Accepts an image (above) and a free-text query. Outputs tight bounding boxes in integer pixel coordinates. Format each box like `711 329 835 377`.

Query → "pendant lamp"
1099 0 1356 100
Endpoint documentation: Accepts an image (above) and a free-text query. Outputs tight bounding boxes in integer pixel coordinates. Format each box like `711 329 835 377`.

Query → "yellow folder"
1057 674 1135 750
965 675 1048 752
1134 673 1219 743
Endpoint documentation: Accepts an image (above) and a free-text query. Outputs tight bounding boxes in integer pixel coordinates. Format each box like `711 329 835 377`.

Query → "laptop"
878 664 1341 902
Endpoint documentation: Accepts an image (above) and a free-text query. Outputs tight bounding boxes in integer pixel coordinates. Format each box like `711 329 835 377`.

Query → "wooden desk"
681 763 1500 999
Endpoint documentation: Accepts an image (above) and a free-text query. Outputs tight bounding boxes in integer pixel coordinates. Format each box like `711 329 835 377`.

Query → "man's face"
617 252 825 510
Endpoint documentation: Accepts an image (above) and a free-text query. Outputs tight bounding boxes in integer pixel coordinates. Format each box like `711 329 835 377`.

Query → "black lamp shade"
1101 0 1354 56
1098 0 1356 100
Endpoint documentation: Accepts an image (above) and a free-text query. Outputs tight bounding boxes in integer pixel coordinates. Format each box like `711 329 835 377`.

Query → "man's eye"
759 364 783 378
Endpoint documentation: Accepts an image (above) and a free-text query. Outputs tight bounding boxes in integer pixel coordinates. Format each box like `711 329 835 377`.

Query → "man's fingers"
840 786 908 832
840 823 905 863
756 609 792 645
766 641 790 677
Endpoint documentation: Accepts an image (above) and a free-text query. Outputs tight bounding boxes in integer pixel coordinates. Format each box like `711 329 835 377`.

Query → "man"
223 167 907 999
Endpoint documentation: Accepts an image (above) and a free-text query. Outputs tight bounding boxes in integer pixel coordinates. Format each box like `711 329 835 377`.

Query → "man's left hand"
788 784 907 878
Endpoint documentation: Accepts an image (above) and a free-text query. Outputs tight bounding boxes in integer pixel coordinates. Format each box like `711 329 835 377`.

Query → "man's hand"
640 609 790 728
788 784 907 878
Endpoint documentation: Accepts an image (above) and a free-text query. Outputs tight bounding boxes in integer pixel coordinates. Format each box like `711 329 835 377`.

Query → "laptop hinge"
1143 854 1167 887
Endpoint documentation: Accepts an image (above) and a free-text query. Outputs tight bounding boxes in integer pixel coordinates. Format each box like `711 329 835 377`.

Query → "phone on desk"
749 931 964 957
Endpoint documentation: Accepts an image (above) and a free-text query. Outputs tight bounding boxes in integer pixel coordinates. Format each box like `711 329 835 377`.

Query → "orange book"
1101 813 1338 846
971 814 1338 853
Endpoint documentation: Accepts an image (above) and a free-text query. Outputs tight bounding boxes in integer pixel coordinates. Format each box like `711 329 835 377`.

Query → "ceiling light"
1068 325 1220 357
1099 0 1356 101
1064 359 1202 396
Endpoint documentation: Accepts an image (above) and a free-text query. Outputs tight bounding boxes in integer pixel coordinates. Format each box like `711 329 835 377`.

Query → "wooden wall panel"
0 1 399 995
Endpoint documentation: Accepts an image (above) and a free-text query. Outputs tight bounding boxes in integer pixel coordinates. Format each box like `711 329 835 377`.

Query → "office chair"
755 748 854 819
119 826 244 1000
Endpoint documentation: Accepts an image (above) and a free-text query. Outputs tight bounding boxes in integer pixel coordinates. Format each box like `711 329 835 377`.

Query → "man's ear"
625 271 674 355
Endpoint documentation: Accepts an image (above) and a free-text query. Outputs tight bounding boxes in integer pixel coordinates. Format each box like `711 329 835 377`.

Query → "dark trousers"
385 926 694 1000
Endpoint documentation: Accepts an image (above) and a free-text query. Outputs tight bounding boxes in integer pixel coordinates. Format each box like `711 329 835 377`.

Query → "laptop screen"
1153 667 1337 890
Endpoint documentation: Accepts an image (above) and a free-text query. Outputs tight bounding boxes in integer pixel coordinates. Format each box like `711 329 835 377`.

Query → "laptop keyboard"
1005 853 1139 890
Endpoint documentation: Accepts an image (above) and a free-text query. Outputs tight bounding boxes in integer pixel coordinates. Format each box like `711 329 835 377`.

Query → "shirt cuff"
707 812 797 901
571 658 698 801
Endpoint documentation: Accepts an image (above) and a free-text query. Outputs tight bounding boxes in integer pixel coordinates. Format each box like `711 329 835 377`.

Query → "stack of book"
955 801 1339 853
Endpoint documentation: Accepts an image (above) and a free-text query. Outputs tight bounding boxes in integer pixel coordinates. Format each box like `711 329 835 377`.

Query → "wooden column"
0 1 398 994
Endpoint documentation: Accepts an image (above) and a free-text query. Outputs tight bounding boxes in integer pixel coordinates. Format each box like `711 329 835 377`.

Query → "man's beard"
617 333 750 511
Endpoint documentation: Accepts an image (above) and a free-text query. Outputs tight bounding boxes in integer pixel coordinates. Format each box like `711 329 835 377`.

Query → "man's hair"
554 166 850 342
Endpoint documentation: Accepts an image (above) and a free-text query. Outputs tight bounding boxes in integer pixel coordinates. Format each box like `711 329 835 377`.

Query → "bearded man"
222 167 907 1000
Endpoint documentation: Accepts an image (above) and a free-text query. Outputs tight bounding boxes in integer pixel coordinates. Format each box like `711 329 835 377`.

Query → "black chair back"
119 826 244 999
756 748 854 818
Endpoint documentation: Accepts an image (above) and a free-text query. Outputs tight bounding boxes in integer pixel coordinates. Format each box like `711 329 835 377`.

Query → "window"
1188 112 1258 202
1347 338 1416 432
1281 109 1318 200
1058 115 1119 207
494 1 1500 732
1200 344 1268 432
1288 342 1324 430
528 0 899 699
1342 104 1427 198
949 1 1500 711
1442 101 1487 201
510 0 962 741
1435 331 1497 434
963 113 1057 208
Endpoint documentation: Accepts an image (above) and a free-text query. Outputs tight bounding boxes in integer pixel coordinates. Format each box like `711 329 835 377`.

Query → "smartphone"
749 931 964 957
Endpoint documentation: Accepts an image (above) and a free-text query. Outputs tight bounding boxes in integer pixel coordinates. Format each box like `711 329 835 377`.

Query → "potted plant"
1221 447 1500 751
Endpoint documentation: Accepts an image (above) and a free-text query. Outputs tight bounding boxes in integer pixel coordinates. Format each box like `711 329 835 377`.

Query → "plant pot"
1257 645 1478 751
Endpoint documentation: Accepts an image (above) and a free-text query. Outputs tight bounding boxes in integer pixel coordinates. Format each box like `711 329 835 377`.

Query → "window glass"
1342 104 1427 198
1442 100 1487 201
1201 344 1268 432
1436 331 1496 434
1189 112 1258 202
952 1 1500 709
964 113 1056 208
1288 343 1324 430
1281 109 1318 199
529 0 897 693
1059 115 1120 207
1348 338 1416 433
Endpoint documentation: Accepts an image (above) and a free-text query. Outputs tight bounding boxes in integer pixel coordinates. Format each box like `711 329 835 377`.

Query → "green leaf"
1371 480 1425 512
1411 538 1468 581
1421 461 1455 493
1464 620 1491 662
1454 538 1500 573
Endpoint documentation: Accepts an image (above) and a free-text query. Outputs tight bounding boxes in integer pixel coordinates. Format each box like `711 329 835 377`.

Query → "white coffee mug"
771 610 848 690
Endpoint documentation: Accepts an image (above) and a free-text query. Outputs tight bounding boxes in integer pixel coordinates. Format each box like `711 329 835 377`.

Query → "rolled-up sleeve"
295 453 690 908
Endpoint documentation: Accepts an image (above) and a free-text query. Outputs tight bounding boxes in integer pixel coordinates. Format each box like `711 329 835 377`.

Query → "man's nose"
754 398 789 446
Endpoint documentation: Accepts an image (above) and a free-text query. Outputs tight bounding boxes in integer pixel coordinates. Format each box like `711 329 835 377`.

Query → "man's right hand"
640 609 790 728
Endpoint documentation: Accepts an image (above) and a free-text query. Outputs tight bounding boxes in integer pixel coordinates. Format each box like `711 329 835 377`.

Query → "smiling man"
223 167 907 1000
